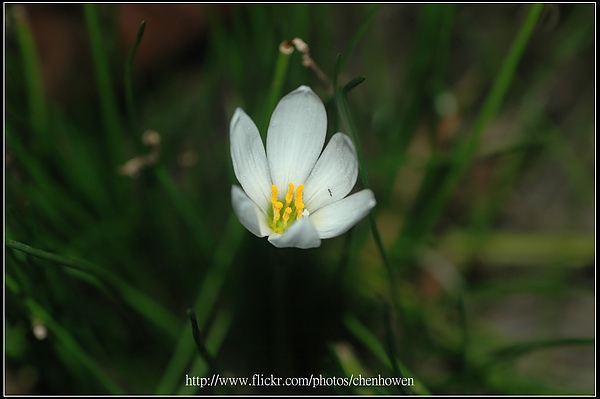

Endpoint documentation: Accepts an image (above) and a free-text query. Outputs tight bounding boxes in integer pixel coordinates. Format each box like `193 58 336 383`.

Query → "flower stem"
335 82 400 316
260 43 293 135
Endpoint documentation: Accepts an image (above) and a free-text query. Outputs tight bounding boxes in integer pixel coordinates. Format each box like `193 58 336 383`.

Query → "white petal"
303 133 359 212
231 185 271 237
309 189 376 239
267 217 321 249
230 108 271 211
266 86 327 191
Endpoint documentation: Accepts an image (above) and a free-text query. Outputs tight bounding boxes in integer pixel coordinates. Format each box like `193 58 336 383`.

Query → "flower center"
268 183 305 233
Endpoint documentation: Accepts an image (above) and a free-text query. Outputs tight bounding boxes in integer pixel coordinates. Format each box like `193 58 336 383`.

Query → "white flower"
230 85 376 249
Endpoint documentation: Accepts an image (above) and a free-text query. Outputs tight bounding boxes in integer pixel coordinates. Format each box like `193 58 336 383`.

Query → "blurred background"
4 3 595 395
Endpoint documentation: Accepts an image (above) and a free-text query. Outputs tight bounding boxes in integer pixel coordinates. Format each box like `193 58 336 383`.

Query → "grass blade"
11 5 47 141
83 3 124 165
6 239 180 338
124 20 146 137
24 298 124 393
337 5 380 73
393 3 545 260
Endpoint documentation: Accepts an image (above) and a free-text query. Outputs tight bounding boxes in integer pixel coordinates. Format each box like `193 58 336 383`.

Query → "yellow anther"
271 185 284 222
296 205 304 220
285 183 294 205
273 201 283 221
295 184 305 219
295 184 304 206
268 182 309 232
282 206 292 223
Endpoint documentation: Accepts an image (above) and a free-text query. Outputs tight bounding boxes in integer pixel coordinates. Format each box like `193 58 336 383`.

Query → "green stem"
343 313 430 394
260 46 293 136
335 83 399 314
461 4 544 161
187 309 220 375
7 239 99 275
155 213 243 393
124 20 146 138
83 3 123 165
12 5 47 141
176 309 234 394
395 3 544 254
25 298 124 393
155 166 212 255
6 239 179 338
337 5 380 74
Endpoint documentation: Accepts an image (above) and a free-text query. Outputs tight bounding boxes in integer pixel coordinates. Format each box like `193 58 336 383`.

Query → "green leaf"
343 76 366 94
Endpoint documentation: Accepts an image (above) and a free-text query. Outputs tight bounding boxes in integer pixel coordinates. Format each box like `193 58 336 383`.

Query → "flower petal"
266 86 327 192
231 185 271 237
230 108 271 211
309 189 376 239
267 217 321 249
303 132 359 212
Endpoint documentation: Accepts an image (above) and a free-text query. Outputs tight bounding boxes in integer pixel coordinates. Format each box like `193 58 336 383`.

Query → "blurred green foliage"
5 3 595 395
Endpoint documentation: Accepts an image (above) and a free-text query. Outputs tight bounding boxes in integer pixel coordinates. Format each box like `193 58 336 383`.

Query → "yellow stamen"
282 206 292 223
273 201 283 221
271 185 284 222
267 182 308 232
295 184 305 219
270 185 278 204
285 183 294 205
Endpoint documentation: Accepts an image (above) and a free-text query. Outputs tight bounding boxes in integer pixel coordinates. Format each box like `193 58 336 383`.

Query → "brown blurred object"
117 4 211 72
13 4 225 110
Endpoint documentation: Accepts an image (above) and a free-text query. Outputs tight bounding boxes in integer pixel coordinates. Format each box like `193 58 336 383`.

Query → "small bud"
279 40 294 55
291 37 309 53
